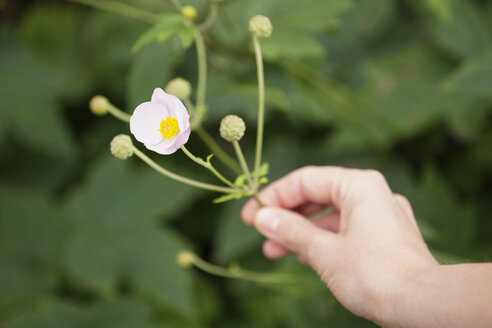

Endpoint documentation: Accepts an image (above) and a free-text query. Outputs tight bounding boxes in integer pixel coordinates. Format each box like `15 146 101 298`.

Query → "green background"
1 0 491 326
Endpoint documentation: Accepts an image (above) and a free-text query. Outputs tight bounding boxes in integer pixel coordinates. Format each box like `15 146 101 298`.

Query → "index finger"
241 166 393 225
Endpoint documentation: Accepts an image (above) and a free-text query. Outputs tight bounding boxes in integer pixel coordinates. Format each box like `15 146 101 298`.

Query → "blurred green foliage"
1 0 491 327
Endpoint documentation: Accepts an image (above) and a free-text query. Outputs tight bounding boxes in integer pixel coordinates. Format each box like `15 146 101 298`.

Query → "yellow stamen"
158 116 180 140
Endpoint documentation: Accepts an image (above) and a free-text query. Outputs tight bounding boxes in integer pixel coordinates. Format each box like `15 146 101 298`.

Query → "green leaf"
427 0 491 58
212 0 352 60
67 156 200 227
4 299 158 328
0 187 66 318
122 228 195 316
213 201 262 263
132 13 186 52
423 0 453 22
407 167 477 255
213 192 242 204
63 226 120 297
178 25 196 49
127 41 183 110
64 156 197 315
234 174 247 188
261 29 325 61
442 52 492 98
0 48 75 160
257 162 269 177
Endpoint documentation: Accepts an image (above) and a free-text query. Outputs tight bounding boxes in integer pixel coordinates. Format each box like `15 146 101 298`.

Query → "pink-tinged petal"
145 139 180 155
168 95 190 131
170 125 191 149
152 88 190 131
130 102 168 145
151 88 169 105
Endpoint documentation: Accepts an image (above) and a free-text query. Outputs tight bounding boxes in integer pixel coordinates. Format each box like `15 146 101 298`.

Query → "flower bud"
89 95 109 116
165 77 192 100
176 251 195 268
181 6 197 20
220 115 245 142
248 15 272 39
110 134 133 160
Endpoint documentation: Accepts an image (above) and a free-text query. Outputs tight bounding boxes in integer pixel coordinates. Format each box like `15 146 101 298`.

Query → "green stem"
195 127 241 174
181 146 237 189
69 0 159 24
107 103 131 123
252 35 265 186
132 146 235 193
183 98 196 117
232 141 265 207
307 207 334 221
195 29 207 112
189 252 296 283
198 1 218 31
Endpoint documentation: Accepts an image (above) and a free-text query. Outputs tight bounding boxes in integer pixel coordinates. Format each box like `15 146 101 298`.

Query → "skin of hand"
241 166 492 328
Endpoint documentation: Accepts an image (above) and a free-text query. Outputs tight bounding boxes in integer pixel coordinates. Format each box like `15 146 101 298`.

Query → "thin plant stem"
189 252 296 283
307 207 334 220
252 35 265 186
183 98 196 117
232 141 265 207
195 127 241 174
195 29 207 111
181 146 237 189
69 0 159 24
132 146 235 193
107 104 131 122
199 1 218 31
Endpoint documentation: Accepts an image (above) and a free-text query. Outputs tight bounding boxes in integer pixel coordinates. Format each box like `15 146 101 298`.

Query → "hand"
241 166 438 326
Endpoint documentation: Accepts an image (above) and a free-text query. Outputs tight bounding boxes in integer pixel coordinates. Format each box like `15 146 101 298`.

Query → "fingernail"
255 208 280 234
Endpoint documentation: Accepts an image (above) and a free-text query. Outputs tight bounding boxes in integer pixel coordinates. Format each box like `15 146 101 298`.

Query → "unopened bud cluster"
165 77 192 100
249 15 272 39
110 134 133 160
220 115 245 142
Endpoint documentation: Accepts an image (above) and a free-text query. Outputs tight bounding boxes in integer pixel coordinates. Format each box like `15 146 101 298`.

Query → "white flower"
130 88 191 155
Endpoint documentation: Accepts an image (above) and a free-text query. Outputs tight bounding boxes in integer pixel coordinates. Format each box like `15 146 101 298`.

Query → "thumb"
254 206 335 263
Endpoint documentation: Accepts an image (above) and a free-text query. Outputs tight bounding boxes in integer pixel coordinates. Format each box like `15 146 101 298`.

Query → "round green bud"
165 77 192 100
248 15 272 39
176 251 195 268
89 95 109 116
220 115 246 142
181 6 197 20
110 134 133 160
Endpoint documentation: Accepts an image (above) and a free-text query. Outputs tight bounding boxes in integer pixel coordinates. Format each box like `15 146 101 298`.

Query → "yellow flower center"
158 116 180 140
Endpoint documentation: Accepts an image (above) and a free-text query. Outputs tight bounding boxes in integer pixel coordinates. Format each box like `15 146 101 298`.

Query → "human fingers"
254 207 338 268
242 166 393 225
261 212 341 259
